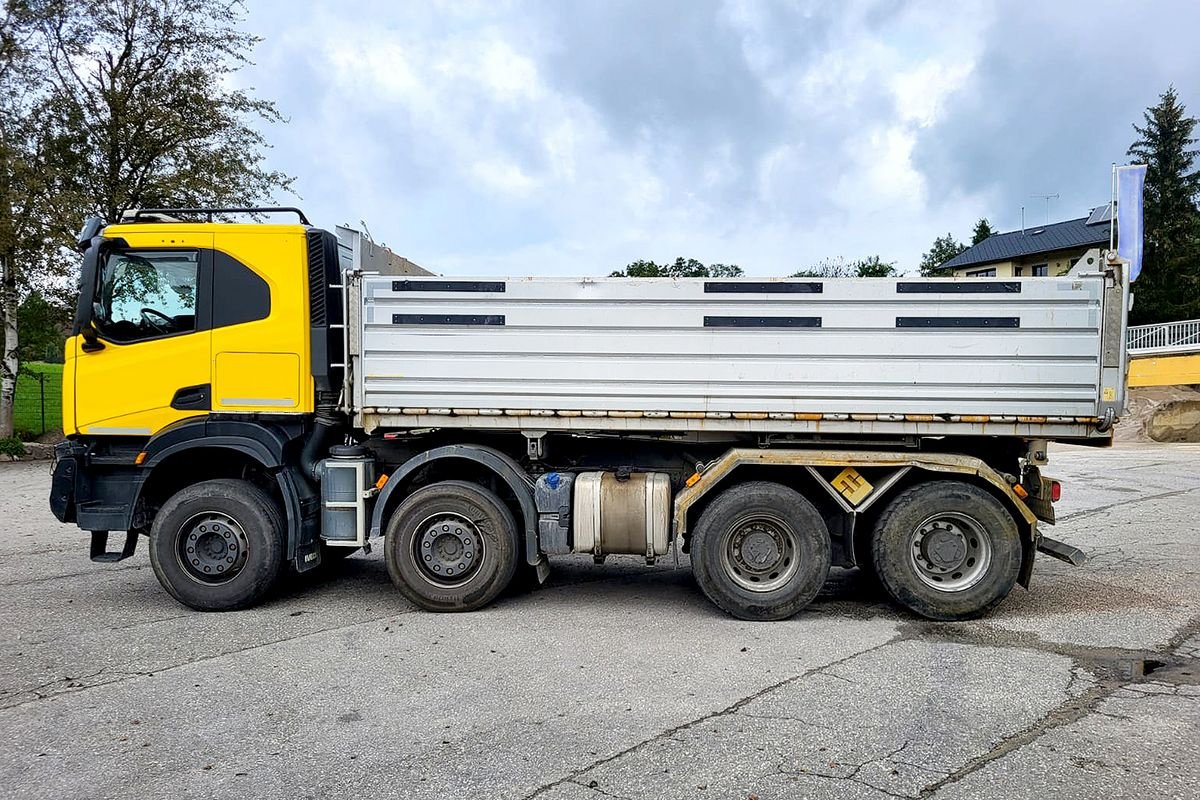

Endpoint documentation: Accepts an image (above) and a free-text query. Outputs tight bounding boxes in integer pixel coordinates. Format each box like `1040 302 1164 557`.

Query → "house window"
966 268 997 277
1015 267 1024 276
1032 264 1048 276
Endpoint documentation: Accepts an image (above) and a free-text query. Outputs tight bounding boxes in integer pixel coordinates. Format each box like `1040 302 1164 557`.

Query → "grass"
14 361 64 439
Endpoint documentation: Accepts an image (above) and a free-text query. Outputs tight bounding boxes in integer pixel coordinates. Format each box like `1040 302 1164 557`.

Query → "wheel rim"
908 511 992 592
412 512 486 588
719 513 800 593
176 512 250 585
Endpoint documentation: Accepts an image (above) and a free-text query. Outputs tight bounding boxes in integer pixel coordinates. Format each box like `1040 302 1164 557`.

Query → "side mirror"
75 217 103 253
80 322 105 353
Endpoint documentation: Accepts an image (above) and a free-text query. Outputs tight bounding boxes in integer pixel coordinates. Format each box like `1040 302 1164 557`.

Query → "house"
939 204 1112 277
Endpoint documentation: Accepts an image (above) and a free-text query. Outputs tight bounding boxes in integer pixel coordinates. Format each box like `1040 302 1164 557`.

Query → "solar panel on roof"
1085 203 1113 226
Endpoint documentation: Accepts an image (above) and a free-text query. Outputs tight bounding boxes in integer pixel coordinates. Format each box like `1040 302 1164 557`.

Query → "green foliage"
1126 86 1200 325
31 0 295 223
0 435 24 457
918 233 967 276
792 255 897 278
17 293 69 362
611 257 743 278
971 218 995 245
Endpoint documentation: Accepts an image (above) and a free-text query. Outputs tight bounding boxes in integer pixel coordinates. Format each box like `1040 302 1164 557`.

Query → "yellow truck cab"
53 208 346 607
51 207 1110 620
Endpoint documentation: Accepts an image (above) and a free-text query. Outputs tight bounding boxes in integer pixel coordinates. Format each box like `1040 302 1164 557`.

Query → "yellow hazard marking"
832 467 873 506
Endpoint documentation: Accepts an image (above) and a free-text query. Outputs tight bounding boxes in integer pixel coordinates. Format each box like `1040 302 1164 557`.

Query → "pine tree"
971 218 995 245
1127 86 1200 324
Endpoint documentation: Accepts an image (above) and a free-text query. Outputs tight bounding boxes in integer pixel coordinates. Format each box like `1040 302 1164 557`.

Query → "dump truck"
49 207 1129 620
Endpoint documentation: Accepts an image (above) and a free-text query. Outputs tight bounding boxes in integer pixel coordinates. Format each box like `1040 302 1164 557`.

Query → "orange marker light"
685 472 701 488
375 473 389 490
1012 484 1028 499
134 452 147 466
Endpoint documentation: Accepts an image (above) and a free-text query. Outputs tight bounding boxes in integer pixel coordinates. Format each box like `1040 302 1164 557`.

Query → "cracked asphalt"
1 443 1198 800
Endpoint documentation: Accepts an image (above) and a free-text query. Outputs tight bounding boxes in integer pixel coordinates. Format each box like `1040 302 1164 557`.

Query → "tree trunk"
0 250 18 438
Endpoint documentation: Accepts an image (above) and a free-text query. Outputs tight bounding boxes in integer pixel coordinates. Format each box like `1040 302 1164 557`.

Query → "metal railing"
1127 318 1200 354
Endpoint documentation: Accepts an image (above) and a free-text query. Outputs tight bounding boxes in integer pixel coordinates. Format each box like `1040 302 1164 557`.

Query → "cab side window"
95 250 200 342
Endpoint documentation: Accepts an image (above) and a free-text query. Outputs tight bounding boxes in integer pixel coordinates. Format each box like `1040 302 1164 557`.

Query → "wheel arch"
371 444 540 567
133 417 312 564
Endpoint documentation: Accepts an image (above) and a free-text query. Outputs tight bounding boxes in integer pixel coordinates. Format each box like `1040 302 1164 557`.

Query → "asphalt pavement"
1 443 1197 799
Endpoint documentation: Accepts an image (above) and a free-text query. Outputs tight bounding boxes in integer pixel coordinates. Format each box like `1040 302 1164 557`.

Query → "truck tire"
149 479 285 611
385 480 520 612
871 481 1021 620
691 481 831 621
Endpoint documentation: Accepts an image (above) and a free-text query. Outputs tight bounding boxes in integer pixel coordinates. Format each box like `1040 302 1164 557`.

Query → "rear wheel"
149 479 284 611
385 480 520 612
871 480 1021 620
691 481 832 621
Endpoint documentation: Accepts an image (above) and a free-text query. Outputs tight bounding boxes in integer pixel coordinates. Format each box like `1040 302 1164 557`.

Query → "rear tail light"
1050 480 1062 502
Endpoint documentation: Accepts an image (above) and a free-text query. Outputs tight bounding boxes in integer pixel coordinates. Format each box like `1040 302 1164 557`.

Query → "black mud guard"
371 444 542 569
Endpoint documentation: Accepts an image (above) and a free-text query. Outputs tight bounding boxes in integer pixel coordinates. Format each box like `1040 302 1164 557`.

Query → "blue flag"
1116 164 1147 282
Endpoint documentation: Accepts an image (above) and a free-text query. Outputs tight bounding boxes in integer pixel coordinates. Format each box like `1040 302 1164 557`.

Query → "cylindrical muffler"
572 472 671 557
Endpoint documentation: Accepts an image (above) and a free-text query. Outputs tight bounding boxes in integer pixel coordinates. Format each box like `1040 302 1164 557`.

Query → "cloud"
235 0 1199 275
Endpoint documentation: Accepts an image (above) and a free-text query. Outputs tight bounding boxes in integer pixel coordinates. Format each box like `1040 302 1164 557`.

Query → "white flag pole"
1109 162 1117 254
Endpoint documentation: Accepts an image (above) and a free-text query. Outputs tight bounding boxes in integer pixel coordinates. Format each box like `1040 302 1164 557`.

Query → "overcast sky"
237 0 1199 276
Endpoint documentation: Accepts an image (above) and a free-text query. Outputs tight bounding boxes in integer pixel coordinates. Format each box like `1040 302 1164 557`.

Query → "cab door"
72 233 214 437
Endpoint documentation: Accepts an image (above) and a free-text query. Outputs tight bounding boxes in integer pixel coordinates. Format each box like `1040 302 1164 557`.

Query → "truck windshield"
94 250 199 342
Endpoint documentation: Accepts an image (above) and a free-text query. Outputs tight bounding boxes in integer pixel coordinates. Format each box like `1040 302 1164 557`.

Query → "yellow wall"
1128 353 1200 387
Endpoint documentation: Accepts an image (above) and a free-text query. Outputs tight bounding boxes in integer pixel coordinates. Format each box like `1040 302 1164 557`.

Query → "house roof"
940 209 1111 270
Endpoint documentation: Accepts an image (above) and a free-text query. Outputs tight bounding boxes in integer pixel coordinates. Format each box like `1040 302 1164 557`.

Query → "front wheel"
384 480 520 612
149 479 285 611
871 481 1022 620
690 481 832 621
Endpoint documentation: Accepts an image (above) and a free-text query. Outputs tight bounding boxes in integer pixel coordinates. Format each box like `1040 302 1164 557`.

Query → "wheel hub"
416 513 483 585
722 516 799 593
909 513 992 593
923 528 967 569
177 513 249 585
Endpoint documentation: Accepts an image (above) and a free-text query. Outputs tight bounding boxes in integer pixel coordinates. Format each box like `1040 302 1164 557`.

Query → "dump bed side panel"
352 276 1110 426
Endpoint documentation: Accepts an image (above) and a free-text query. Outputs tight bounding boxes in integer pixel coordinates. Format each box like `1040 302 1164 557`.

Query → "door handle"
171 384 211 411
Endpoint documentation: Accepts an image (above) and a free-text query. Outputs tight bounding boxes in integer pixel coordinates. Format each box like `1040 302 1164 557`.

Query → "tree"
918 233 967 276
971 218 995 245
17 292 70 362
611 257 743 277
791 255 897 278
0 6 59 438
0 0 293 436
1127 86 1200 324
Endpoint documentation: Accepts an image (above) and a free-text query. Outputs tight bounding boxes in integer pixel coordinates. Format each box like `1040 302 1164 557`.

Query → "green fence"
14 362 64 438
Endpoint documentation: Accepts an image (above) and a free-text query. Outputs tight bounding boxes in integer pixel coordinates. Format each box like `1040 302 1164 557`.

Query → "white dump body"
346 270 1128 441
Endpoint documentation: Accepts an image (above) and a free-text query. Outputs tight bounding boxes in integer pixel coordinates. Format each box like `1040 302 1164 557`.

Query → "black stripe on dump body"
896 281 1021 294
704 281 823 294
704 316 821 328
896 316 1019 329
392 279 505 292
392 314 505 326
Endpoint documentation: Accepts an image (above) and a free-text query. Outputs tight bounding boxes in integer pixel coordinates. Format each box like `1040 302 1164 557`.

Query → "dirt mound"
1116 385 1200 443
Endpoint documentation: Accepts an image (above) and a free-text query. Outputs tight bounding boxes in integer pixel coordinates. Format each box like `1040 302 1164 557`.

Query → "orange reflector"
135 452 147 466
685 472 701 488
375 473 389 490
1013 484 1028 499
1050 481 1062 502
